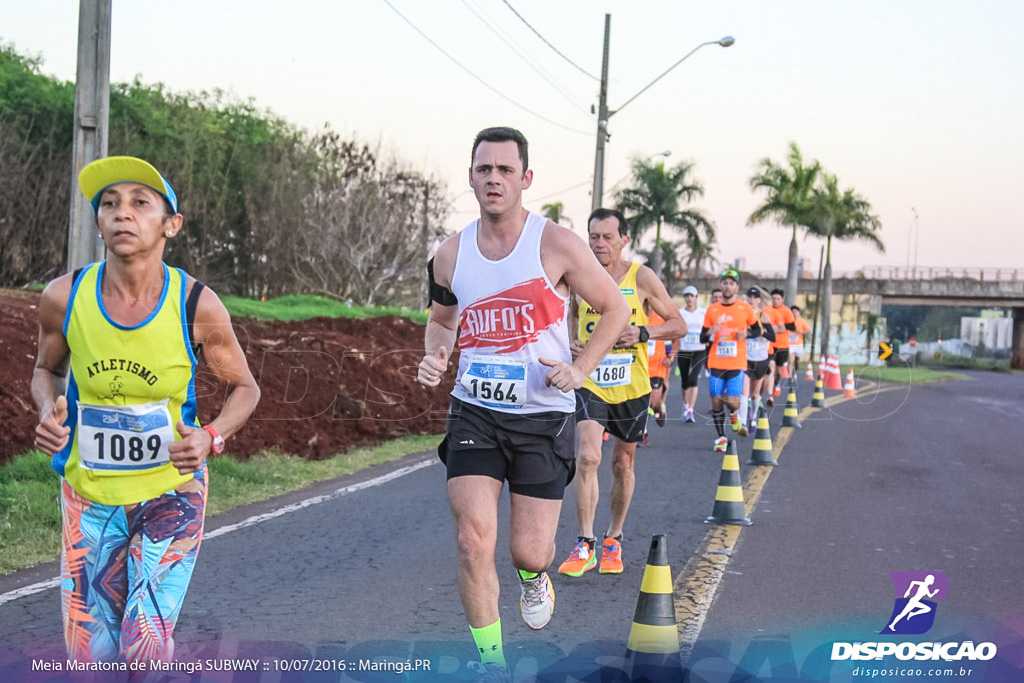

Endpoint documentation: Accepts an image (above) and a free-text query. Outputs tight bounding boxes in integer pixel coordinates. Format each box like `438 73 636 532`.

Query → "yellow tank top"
54 262 199 505
578 262 650 402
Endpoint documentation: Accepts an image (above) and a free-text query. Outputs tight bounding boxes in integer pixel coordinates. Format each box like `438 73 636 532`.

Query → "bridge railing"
857 266 1021 282
744 267 1022 282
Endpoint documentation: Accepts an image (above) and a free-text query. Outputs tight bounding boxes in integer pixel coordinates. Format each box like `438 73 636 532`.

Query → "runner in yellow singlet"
32 156 260 668
557 208 685 578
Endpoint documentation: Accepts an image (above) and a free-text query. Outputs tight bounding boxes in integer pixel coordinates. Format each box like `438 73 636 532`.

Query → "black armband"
427 258 458 307
699 326 712 345
748 323 763 339
785 322 797 332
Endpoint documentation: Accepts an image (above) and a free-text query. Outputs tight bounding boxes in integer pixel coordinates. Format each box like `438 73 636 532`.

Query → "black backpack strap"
186 280 206 358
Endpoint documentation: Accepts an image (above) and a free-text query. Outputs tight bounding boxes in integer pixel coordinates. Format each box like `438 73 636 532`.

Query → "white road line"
0 458 437 607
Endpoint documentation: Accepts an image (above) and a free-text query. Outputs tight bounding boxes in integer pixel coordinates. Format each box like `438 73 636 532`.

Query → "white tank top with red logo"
451 212 574 414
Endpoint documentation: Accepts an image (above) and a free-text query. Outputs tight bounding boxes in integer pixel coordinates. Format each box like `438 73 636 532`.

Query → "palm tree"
541 201 573 229
747 142 821 306
615 156 715 279
639 238 687 295
806 173 884 360
681 233 718 278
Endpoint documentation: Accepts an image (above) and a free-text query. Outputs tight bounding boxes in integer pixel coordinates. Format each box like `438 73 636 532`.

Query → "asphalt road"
1 369 1022 682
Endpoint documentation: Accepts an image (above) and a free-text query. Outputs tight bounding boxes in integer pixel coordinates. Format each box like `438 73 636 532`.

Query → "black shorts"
747 359 771 380
443 398 575 500
774 349 790 366
676 349 708 389
649 377 665 390
575 388 650 444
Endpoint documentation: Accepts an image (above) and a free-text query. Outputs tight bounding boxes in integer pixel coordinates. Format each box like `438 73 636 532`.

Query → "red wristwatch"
202 425 225 454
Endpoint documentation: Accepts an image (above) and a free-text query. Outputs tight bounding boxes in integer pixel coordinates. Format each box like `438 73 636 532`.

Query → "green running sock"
517 569 539 581
470 619 507 669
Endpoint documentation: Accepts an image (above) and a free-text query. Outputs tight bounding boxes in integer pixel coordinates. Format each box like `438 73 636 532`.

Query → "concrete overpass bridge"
681 266 1024 368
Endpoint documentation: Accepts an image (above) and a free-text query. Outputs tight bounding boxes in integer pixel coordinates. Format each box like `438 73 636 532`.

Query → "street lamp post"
590 14 733 211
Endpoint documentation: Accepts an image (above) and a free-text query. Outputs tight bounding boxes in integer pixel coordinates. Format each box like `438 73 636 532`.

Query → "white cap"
683 285 698 296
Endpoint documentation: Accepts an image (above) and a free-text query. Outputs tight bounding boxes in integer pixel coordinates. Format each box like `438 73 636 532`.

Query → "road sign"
878 342 892 360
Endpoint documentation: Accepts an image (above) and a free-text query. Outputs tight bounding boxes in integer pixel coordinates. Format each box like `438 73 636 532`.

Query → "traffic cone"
843 368 856 398
805 362 815 381
811 378 826 407
705 440 752 526
825 355 843 391
625 534 683 682
748 406 777 466
782 382 801 428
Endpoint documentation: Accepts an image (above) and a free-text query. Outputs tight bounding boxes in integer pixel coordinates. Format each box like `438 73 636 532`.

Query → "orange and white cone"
843 368 856 398
825 355 843 391
805 362 815 381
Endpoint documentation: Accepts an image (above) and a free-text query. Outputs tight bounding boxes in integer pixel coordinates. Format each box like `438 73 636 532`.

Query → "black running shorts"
649 377 665 390
443 398 575 500
676 349 708 390
747 359 771 380
774 349 790 367
574 387 650 444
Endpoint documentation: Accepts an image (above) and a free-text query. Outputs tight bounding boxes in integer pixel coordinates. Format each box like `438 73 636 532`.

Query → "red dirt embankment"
0 292 453 465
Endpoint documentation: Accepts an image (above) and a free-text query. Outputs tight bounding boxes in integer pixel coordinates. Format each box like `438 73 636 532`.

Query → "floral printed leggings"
59 467 206 664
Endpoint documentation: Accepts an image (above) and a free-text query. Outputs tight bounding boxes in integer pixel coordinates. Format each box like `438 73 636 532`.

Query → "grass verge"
221 294 428 325
847 364 968 384
0 434 442 576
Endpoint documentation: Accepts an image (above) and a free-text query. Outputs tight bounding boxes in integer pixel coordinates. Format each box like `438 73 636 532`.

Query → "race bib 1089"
77 399 175 473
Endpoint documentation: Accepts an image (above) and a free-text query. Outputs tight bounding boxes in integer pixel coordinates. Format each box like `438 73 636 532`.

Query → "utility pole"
67 0 112 272
421 182 430 308
590 14 611 212
589 20 732 214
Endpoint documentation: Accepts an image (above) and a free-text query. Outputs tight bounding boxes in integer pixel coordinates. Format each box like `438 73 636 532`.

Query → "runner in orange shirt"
646 310 672 430
700 269 764 452
769 288 797 397
789 305 813 373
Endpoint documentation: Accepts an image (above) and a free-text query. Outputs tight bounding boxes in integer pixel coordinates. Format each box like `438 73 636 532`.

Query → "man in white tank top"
417 127 629 680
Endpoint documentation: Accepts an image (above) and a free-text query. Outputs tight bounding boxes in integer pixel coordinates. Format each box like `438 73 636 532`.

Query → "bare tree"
288 140 448 307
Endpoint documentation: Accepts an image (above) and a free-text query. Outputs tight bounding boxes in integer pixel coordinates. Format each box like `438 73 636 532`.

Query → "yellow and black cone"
705 440 752 526
811 378 826 407
748 406 777 466
625 534 683 682
782 381 801 429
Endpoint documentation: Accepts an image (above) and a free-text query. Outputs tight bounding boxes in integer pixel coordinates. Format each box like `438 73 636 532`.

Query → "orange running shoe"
599 537 624 574
558 537 597 577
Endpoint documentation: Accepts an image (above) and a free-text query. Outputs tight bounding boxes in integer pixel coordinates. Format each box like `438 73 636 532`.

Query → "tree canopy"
0 44 448 306
615 156 715 279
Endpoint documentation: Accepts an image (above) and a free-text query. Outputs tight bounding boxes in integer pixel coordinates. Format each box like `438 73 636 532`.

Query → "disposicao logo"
831 570 998 663
881 571 948 635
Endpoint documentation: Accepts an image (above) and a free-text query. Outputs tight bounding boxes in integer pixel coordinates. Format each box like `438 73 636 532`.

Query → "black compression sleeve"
427 258 458 307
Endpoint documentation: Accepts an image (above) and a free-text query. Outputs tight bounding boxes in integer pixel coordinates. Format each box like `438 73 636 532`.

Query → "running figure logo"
881 571 949 635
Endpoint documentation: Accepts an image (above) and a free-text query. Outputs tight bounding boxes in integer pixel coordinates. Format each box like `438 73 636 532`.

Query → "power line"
500 0 600 82
380 0 591 135
530 179 592 203
460 0 591 115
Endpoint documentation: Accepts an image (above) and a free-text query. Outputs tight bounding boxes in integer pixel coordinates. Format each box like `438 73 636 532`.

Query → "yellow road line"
674 381 904 662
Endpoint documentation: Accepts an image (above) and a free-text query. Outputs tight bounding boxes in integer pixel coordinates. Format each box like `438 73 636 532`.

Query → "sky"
3 0 1022 277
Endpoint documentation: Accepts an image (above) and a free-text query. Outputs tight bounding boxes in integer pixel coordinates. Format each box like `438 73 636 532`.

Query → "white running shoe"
520 572 555 630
